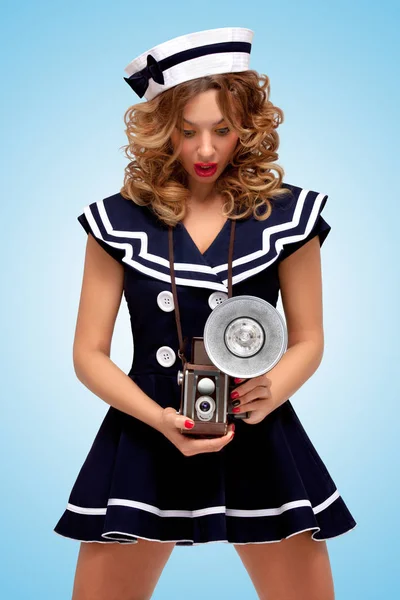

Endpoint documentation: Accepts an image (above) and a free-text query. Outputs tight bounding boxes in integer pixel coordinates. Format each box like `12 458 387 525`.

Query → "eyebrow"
183 117 225 126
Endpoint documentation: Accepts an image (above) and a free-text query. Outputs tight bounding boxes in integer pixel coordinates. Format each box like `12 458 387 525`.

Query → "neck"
187 191 223 208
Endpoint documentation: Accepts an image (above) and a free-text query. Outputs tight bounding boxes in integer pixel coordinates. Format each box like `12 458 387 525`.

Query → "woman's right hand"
157 407 235 456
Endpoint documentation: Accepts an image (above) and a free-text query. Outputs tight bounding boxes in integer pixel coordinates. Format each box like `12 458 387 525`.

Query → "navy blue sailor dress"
54 182 357 546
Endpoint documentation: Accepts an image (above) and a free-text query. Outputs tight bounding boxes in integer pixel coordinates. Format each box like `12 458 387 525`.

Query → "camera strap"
168 219 236 368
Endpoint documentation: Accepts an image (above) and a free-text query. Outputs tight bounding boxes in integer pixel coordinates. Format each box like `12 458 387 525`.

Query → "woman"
54 27 357 600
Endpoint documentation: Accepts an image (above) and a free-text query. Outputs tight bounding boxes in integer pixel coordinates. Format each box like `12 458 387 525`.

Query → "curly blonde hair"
119 70 293 227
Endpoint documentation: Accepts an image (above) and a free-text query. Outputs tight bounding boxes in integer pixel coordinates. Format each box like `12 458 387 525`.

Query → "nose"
197 132 216 160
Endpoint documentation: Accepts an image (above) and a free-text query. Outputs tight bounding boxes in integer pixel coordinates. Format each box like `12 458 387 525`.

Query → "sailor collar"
77 183 330 292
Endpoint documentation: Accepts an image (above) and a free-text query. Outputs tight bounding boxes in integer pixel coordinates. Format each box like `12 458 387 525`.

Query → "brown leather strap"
228 219 235 299
168 219 236 368
168 225 187 364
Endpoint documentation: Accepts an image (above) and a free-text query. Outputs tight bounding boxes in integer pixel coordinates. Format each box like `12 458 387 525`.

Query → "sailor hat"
123 26 254 101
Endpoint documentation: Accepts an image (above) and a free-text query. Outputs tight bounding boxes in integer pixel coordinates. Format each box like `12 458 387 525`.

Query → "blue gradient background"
1 1 398 598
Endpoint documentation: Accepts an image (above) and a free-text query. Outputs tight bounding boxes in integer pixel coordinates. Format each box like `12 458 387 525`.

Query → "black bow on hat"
123 53 165 98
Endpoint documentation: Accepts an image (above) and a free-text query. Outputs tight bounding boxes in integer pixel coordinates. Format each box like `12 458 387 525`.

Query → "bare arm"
264 234 326 407
73 233 165 432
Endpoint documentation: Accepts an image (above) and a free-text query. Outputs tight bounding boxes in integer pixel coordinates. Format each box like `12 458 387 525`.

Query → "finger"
186 425 235 454
231 376 265 396
235 386 271 405
163 409 198 435
233 399 265 413
175 415 196 431
242 411 263 425
195 424 235 444
178 416 234 435
162 408 185 429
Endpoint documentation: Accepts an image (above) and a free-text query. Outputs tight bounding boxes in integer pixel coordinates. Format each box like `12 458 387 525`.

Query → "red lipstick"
194 163 218 177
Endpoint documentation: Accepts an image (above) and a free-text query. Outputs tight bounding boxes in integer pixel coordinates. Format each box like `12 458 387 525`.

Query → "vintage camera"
177 295 287 438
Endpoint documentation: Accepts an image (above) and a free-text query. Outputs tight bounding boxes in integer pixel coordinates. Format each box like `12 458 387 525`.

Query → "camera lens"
200 400 211 412
195 395 215 420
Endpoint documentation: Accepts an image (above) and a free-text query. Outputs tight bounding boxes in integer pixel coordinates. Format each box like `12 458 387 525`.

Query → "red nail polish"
234 377 243 384
233 407 240 413
231 391 239 399
185 420 194 429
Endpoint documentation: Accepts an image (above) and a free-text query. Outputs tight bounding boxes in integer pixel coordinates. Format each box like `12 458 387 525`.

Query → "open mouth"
194 163 218 176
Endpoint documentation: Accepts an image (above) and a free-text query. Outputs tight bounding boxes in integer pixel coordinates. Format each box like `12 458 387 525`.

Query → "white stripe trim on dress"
66 488 340 518
55 523 358 545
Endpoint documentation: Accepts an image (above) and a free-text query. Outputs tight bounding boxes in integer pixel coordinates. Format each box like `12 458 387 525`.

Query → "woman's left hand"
230 375 276 425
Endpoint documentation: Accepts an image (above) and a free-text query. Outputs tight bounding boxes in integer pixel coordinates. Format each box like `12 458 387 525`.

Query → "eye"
182 128 230 137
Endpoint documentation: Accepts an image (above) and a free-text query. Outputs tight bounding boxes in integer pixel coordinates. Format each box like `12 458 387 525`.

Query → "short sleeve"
77 201 127 264
278 192 331 261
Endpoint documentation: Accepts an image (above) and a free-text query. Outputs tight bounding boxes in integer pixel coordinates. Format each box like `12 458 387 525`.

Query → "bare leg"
72 538 176 600
234 531 334 600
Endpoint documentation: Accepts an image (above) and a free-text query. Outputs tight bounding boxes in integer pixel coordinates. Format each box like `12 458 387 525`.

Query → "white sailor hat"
123 26 254 101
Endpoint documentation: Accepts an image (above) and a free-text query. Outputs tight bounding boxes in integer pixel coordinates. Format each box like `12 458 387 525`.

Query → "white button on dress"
157 291 175 312
156 346 176 367
208 291 228 310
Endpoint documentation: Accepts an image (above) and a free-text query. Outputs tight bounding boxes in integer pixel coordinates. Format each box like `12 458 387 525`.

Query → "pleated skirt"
54 373 357 546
